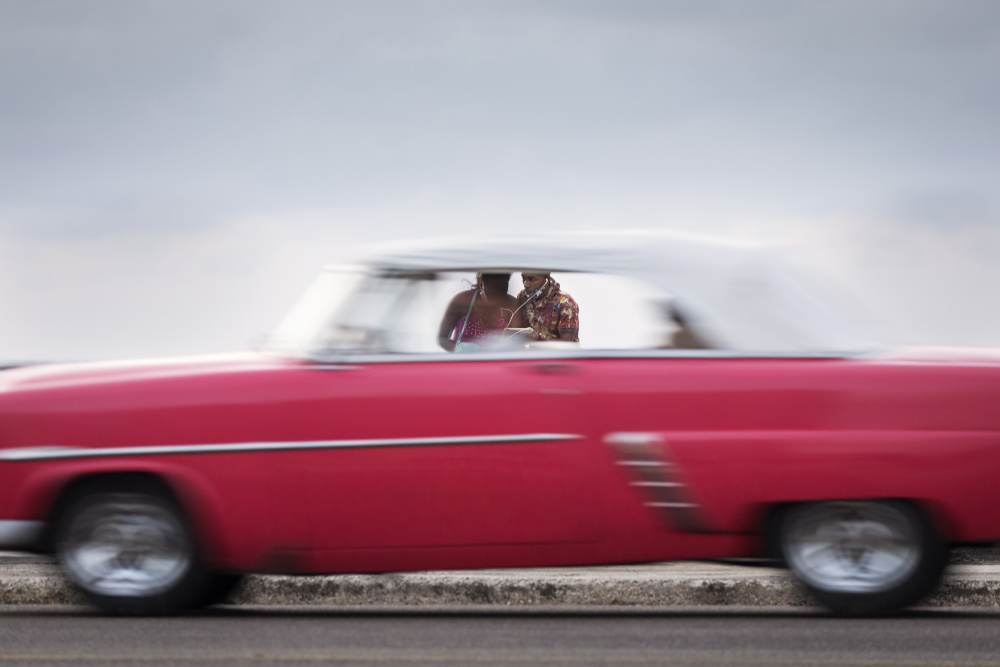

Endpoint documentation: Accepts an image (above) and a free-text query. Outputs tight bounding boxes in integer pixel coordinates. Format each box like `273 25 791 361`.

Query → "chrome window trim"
0 433 583 462
298 346 870 367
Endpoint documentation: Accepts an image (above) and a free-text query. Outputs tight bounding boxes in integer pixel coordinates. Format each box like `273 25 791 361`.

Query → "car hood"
0 351 295 394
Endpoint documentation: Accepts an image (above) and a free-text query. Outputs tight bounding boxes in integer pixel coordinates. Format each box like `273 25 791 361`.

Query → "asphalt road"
2 606 1000 666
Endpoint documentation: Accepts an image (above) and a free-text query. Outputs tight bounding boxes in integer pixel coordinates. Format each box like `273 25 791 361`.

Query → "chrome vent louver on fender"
606 432 710 533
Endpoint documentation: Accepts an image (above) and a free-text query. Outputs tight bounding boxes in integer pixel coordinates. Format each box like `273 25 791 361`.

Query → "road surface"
1 605 999 666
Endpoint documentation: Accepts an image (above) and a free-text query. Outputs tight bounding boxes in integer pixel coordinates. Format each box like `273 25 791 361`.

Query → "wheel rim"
59 494 193 598
783 502 921 593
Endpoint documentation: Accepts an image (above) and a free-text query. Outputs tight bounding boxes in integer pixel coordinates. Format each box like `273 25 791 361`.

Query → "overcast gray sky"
2 0 999 360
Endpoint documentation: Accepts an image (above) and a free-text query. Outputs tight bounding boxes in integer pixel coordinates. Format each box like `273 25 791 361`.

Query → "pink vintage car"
0 231 996 616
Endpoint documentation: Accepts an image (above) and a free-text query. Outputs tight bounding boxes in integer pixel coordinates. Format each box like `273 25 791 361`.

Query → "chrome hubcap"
60 495 191 597
784 502 920 593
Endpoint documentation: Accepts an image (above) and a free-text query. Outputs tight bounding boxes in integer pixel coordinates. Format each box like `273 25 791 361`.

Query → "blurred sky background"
1 0 998 361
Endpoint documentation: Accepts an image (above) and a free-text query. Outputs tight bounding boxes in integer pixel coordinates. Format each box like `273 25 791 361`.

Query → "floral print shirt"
517 279 580 341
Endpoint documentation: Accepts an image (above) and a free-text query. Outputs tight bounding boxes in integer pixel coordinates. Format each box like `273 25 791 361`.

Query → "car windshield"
265 267 368 354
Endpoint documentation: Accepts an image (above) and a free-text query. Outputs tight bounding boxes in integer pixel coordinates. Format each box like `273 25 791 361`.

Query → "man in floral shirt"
517 272 580 342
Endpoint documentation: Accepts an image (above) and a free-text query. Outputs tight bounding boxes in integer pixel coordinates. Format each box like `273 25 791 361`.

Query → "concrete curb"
4 562 1000 608
232 571 814 607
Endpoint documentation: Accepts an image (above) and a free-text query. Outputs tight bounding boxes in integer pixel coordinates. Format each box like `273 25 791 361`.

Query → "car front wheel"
54 487 208 615
780 500 947 616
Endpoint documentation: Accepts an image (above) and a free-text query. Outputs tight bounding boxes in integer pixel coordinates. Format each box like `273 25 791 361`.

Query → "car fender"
608 430 1000 542
16 458 235 565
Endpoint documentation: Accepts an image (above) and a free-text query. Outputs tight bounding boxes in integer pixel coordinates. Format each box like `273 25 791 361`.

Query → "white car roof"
350 229 875 354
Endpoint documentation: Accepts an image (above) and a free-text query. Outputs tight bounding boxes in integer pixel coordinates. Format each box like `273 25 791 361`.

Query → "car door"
290 354 600 570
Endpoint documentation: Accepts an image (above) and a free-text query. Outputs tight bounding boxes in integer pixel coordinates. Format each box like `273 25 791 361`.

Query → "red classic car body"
0 231 997 615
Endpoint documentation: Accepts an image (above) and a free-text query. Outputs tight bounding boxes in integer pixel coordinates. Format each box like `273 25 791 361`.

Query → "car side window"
291 269 717 356
346 272 708 354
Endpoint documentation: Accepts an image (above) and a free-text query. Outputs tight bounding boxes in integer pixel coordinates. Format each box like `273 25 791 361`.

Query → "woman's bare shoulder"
449 289 475 306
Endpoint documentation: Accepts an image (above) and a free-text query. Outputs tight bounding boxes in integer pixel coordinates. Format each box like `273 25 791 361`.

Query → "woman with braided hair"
437 273 523 352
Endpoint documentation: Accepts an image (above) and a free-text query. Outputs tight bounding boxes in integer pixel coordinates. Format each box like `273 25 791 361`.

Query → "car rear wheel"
780 500 947 616
54 487 208 615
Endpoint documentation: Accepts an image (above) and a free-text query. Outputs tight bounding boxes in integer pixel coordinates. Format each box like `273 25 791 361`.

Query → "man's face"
521 273 549 294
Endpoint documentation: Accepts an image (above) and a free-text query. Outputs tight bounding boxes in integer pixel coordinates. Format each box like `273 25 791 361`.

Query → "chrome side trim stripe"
0 520 44 549
0 433 583 462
